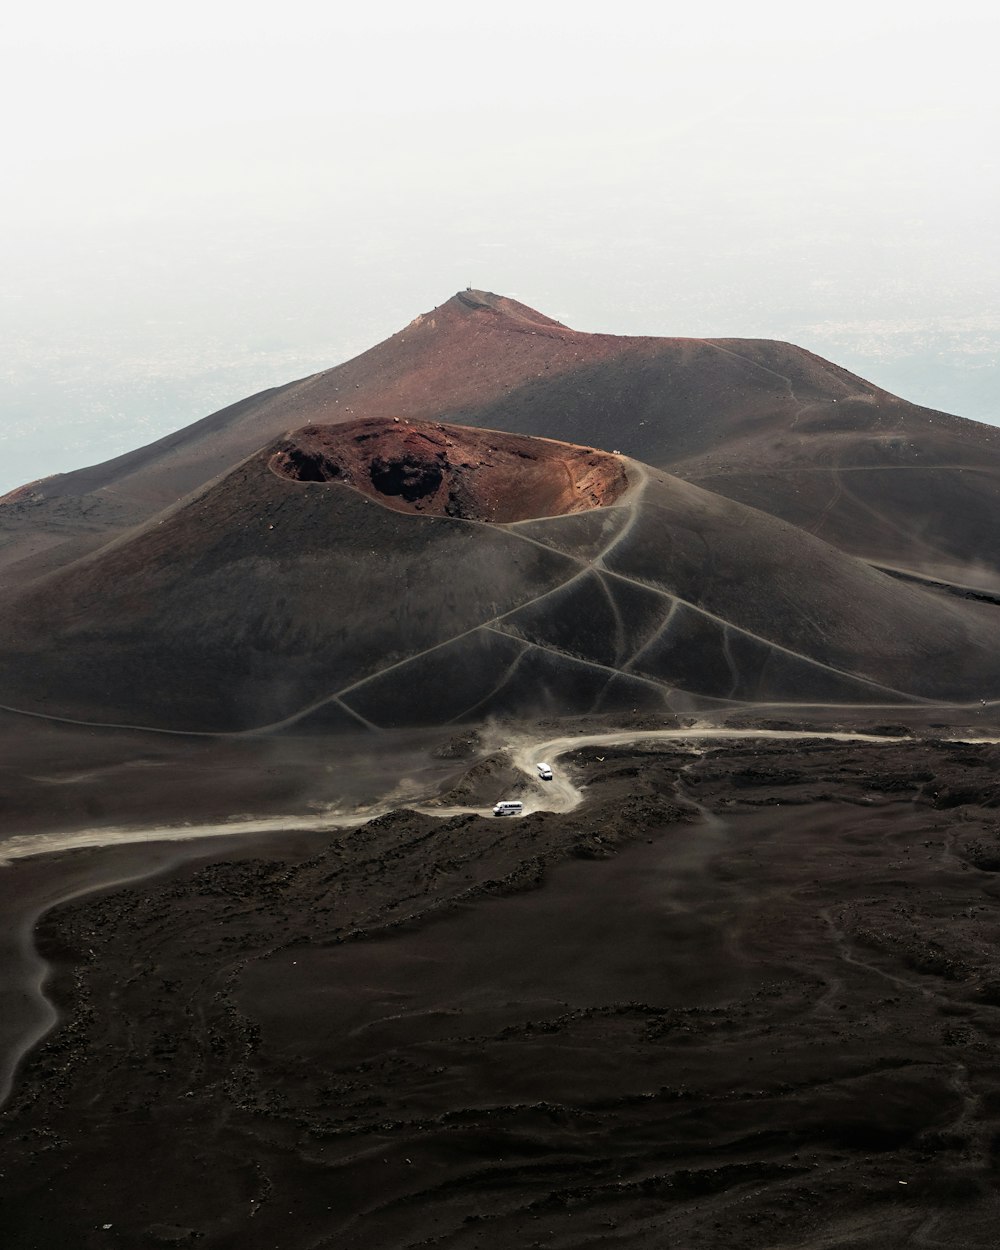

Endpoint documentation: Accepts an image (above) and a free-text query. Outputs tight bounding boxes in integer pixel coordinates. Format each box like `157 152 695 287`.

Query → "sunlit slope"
6 289 1000 591
1 421 997 732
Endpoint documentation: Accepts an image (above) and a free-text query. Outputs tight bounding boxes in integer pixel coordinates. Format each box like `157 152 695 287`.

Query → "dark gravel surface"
4 735 1000 1248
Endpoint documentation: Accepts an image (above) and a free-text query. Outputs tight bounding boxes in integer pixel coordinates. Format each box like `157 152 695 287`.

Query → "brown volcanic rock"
269 418 628 522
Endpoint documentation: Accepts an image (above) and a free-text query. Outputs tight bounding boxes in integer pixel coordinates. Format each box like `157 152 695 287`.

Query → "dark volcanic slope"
2 419 998 732
8 737 1000 1248
431 331 1000 589
4 290 1000 591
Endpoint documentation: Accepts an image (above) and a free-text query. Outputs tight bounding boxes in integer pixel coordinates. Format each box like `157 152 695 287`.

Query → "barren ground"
3 714 1000 1248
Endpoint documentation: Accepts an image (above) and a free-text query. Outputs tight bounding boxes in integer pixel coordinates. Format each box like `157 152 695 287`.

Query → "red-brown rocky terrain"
268 418 628 521
3 290 1000 594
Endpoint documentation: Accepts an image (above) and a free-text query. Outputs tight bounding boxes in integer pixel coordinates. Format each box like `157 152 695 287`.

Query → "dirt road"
0 727 917 863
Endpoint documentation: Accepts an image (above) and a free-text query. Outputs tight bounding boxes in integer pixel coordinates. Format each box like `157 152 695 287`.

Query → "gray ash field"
4 723 1000 1249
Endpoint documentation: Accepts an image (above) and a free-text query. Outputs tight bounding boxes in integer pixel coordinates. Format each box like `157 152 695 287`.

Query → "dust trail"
0 728 924 865
0 812 369 866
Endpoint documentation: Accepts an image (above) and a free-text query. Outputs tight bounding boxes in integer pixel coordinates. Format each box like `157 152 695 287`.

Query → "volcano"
4 289 1000 596
7 298 1000 1250
1 414 998 732
2 291 1000 730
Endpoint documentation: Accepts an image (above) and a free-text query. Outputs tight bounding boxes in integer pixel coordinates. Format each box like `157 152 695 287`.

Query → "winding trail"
0 723 922 1112
0 726 928 865
9 456 990 738
4 722 999 1115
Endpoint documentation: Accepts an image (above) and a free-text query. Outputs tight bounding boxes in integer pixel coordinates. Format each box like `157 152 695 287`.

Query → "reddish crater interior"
269 418 629 522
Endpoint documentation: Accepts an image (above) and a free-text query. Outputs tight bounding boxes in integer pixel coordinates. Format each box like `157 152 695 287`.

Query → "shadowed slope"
429 338 1000 588
1 420 998 732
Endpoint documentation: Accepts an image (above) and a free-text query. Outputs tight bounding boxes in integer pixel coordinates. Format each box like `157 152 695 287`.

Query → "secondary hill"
1 419 997 733
4 290 1000 592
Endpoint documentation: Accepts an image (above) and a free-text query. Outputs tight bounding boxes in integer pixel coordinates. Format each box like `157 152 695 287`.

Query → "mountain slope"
2 420 997 732
5 290 999 593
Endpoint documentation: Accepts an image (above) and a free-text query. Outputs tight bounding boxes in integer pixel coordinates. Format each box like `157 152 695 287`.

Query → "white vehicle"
492 800 524 817
536 763 553 781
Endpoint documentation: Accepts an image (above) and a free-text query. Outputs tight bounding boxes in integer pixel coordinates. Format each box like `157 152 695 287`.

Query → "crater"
369 454 444 502
269 418 629 522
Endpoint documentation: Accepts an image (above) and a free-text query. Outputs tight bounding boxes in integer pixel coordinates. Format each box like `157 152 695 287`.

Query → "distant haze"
2 1 997 494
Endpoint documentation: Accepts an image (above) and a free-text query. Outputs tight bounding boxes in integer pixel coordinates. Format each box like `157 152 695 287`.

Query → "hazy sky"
2 1 997 494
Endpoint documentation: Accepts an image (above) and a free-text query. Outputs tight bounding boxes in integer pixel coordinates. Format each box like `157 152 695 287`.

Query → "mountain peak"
438 289 572 331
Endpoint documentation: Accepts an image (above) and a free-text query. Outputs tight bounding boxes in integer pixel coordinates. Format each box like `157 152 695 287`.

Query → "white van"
492 800 524 817
536 763 553 781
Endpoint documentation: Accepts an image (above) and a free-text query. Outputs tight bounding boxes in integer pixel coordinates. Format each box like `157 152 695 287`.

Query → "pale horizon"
2 0 997 493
